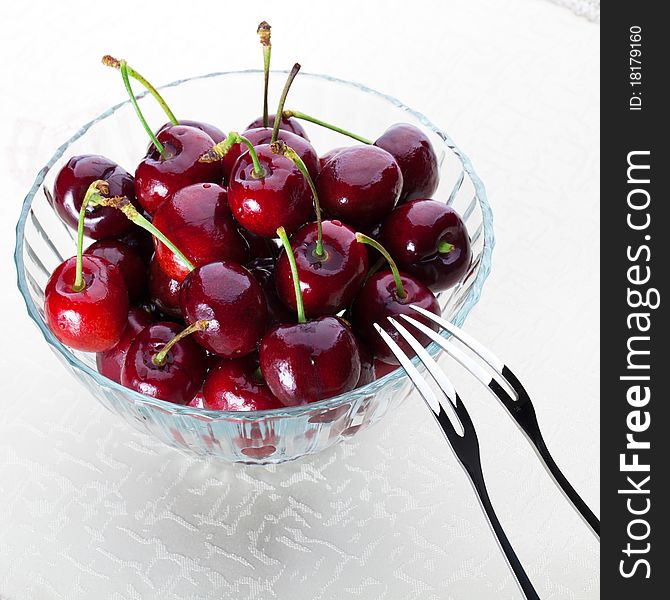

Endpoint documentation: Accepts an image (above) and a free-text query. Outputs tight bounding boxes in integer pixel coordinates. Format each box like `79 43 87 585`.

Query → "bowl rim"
14 68 495 421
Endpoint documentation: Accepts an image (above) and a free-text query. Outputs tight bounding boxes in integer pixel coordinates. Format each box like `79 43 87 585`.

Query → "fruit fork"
375 318 541 599
397 305 600 537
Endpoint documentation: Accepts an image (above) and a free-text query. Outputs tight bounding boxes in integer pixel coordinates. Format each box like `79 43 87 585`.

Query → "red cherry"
247 113 309 139
203 355 283 411
380 199 472 292
247 259 297 327
121 321 208 405
151 183 248 282
148 257 183 319
52 155 137 239
350 270 440 365
275 220 368 317
179 261 267 358
96 306 154 383
85 239 147 302
134 125 222 215
356 341 375 387
374 124 439 203
319 146 350 170
259 316 361 406
227 144 313 238
316 146 402 228
45 255 129 352
155 119 226 144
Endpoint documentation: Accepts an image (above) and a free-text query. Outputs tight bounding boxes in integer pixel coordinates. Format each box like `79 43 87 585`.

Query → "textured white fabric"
0 1 599 598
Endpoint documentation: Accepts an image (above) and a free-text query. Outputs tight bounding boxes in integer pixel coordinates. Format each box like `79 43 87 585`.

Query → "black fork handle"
436 403 541 600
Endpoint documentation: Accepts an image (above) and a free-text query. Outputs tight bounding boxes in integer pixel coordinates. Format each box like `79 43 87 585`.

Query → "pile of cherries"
44 24 471 412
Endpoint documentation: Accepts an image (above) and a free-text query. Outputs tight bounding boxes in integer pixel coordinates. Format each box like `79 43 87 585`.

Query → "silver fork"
375 319 541 600
399 305 599 537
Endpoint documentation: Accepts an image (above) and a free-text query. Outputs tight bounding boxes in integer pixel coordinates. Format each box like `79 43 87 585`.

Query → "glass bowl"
15 70 494 464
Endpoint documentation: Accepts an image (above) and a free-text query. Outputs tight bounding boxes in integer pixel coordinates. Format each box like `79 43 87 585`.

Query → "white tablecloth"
0 1 599 598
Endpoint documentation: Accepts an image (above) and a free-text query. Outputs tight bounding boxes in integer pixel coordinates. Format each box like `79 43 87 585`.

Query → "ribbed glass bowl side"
15 70 494 464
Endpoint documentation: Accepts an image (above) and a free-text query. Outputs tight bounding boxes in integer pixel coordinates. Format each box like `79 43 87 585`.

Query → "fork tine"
398 314 492 388
387 318 464 436
410 305 505 374
373 324 442 417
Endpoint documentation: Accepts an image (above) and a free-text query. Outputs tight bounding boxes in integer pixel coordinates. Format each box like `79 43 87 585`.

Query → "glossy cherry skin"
380 199 472 292
222 128 319 184
96 306 154 383
356 341 375 387
374 359 400 379
152 183 248 282
227 144 313 238
319 146 350 170
155 119 226 144
52 155 138 239
350 270 440 365
316 146 403 229
247 259 296 327
203 355 283 411
85 239 147 302
134 125 222 215
275 220 369 317
259 316 361 406
246 113 309 139
374 124 439 203
45 255 129 352
148 257 183 319
179 261 267 358
121 321 208 405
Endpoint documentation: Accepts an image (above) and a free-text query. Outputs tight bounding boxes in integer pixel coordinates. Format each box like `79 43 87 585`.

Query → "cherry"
247 259 296 327
179 261 267 358
148 257 183 319
350 234 440 365
152 182 248 282
203 355 283 411
259 227 361 406
189 390 205 408
246 114 308 140
52 155 137 239
96 306 154 383
241 229 277 262
45 255 129 352
135 125 222 215
117 227 154 262
85 239 147 302
319 146 350 170
275 220 368 317
227 142 313 237
374 359 400 379
155 119 226 144
222 127 318 183
380 199 472 292
121 321 208 404
374 124 439 203
316 146 402 228
356 341 375 387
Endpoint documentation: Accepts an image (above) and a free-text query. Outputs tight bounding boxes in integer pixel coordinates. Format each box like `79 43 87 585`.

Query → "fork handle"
466 468 542 600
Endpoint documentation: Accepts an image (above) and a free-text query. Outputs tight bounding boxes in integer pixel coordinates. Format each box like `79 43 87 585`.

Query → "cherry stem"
90 195 195 272
152 320 209 367
199 131 265 178
277 226 306 324
282 110 373 145
438 240 455 254
118 60 167 158
355 233 407 299
102 55 178 126
271 63 301 144
257 21 272 128
72 180 109 292
271 140 324 258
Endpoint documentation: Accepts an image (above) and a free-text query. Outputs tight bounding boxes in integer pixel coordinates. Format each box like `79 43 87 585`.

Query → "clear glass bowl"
14 70 494 464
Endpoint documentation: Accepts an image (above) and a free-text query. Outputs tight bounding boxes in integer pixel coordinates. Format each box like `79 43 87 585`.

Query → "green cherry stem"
277 226 306 324
72 180 109 292
282 110 373 145
199 131 266 178
271 63 301 144
118 61 167 157
90 195 195 272
271 140 324 258
355 232 407 299
103 55 178 126
438 240 455 253
257 21 272 128
152 320 209 367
